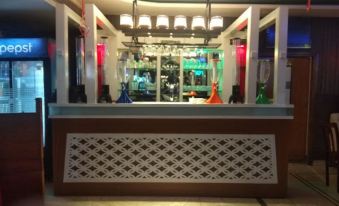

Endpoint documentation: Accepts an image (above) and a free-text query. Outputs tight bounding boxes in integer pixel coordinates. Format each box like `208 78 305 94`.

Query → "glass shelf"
127 67 157 70
183 85 211 92
118 48 224 103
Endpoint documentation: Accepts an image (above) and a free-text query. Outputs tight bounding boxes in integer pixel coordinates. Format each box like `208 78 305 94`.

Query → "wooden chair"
323 122 339 192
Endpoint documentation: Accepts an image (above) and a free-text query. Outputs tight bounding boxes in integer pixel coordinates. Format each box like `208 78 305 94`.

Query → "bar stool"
323 113 339 192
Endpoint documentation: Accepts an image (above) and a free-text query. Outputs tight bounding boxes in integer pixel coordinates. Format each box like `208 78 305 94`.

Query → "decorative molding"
64 133 277 184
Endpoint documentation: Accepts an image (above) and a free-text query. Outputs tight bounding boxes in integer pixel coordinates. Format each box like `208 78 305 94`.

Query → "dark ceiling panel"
140 0 339 4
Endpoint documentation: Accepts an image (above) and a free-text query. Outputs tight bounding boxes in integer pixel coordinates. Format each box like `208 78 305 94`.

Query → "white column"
108 35 119 100
179 54 184 102
56 4 69 104
222 37 233 102
85 4 98 104
156 54 161 102
273 6 289 104
245 6 260 104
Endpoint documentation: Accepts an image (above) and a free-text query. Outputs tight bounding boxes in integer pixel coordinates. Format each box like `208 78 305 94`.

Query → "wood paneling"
53 118 289 198
288 57 312 160
309 18 339 160
0 99 44 204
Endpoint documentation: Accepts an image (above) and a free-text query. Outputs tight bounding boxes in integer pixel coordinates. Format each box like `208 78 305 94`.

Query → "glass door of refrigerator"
0 61 10 113
160 55 180 102
12 61 45 113
12 60 45 143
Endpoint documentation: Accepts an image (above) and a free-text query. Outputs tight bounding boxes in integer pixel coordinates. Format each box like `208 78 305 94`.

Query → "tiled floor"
11 161 339 206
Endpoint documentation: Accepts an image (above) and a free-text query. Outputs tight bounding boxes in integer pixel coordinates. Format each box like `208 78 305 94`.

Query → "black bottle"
228 85 244 104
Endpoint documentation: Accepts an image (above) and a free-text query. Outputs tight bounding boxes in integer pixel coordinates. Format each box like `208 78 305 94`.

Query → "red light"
97 44 106 95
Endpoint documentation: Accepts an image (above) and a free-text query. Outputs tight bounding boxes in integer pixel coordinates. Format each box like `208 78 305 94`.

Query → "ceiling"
0 0 338 38
0 0 338 18
0 0 53 13
0 0 55 37
141 0 338 3
86 0 255 17
86 0 339 17
0 0 338 21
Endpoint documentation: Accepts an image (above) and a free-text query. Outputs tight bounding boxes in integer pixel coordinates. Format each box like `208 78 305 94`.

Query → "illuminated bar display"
50 3 293 198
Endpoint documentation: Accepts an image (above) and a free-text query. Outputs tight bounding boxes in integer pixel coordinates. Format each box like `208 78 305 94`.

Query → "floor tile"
41 161 339 206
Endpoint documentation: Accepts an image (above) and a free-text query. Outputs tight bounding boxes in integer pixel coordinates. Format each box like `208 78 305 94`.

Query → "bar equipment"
256 59 271 104
228 38 244 104
69 37 87 103
116 51 132 103
97 37 112 103
206 52 223 103
160 55 180 102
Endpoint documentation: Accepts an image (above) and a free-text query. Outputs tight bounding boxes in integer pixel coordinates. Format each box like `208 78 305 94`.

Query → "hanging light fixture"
156 15 169 29
192 16 206 30
138 14 152 29
120 14 133 28
119 0 224 42
120 0 137 29
210 16 223 30
174 15 187 29
206 0 223 30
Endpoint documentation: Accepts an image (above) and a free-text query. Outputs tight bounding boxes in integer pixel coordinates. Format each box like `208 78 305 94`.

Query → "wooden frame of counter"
52 118 289 197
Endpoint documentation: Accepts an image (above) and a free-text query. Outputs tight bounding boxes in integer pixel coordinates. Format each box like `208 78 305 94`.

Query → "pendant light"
156 15 169 29
192 16 206 30
138 14 152 29
120 0 137 29
210 16 223 30
174 15 187 29
207 0 223 30
120 14 133 28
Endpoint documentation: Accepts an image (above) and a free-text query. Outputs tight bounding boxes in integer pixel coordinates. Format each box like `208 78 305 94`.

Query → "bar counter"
50 103 293 197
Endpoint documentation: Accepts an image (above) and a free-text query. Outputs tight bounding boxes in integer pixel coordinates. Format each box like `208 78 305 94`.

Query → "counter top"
49 103 294 119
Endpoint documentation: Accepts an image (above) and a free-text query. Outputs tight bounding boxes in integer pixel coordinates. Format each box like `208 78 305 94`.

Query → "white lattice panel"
64 133 277 184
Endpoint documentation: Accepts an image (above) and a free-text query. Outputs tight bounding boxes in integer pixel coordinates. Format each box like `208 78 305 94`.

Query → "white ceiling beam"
88 3 119 37
223 7 251 38
65 3 83 26
259 7 279 32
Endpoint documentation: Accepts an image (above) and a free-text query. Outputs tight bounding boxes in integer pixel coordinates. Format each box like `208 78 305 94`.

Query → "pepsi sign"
0 38 48 58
